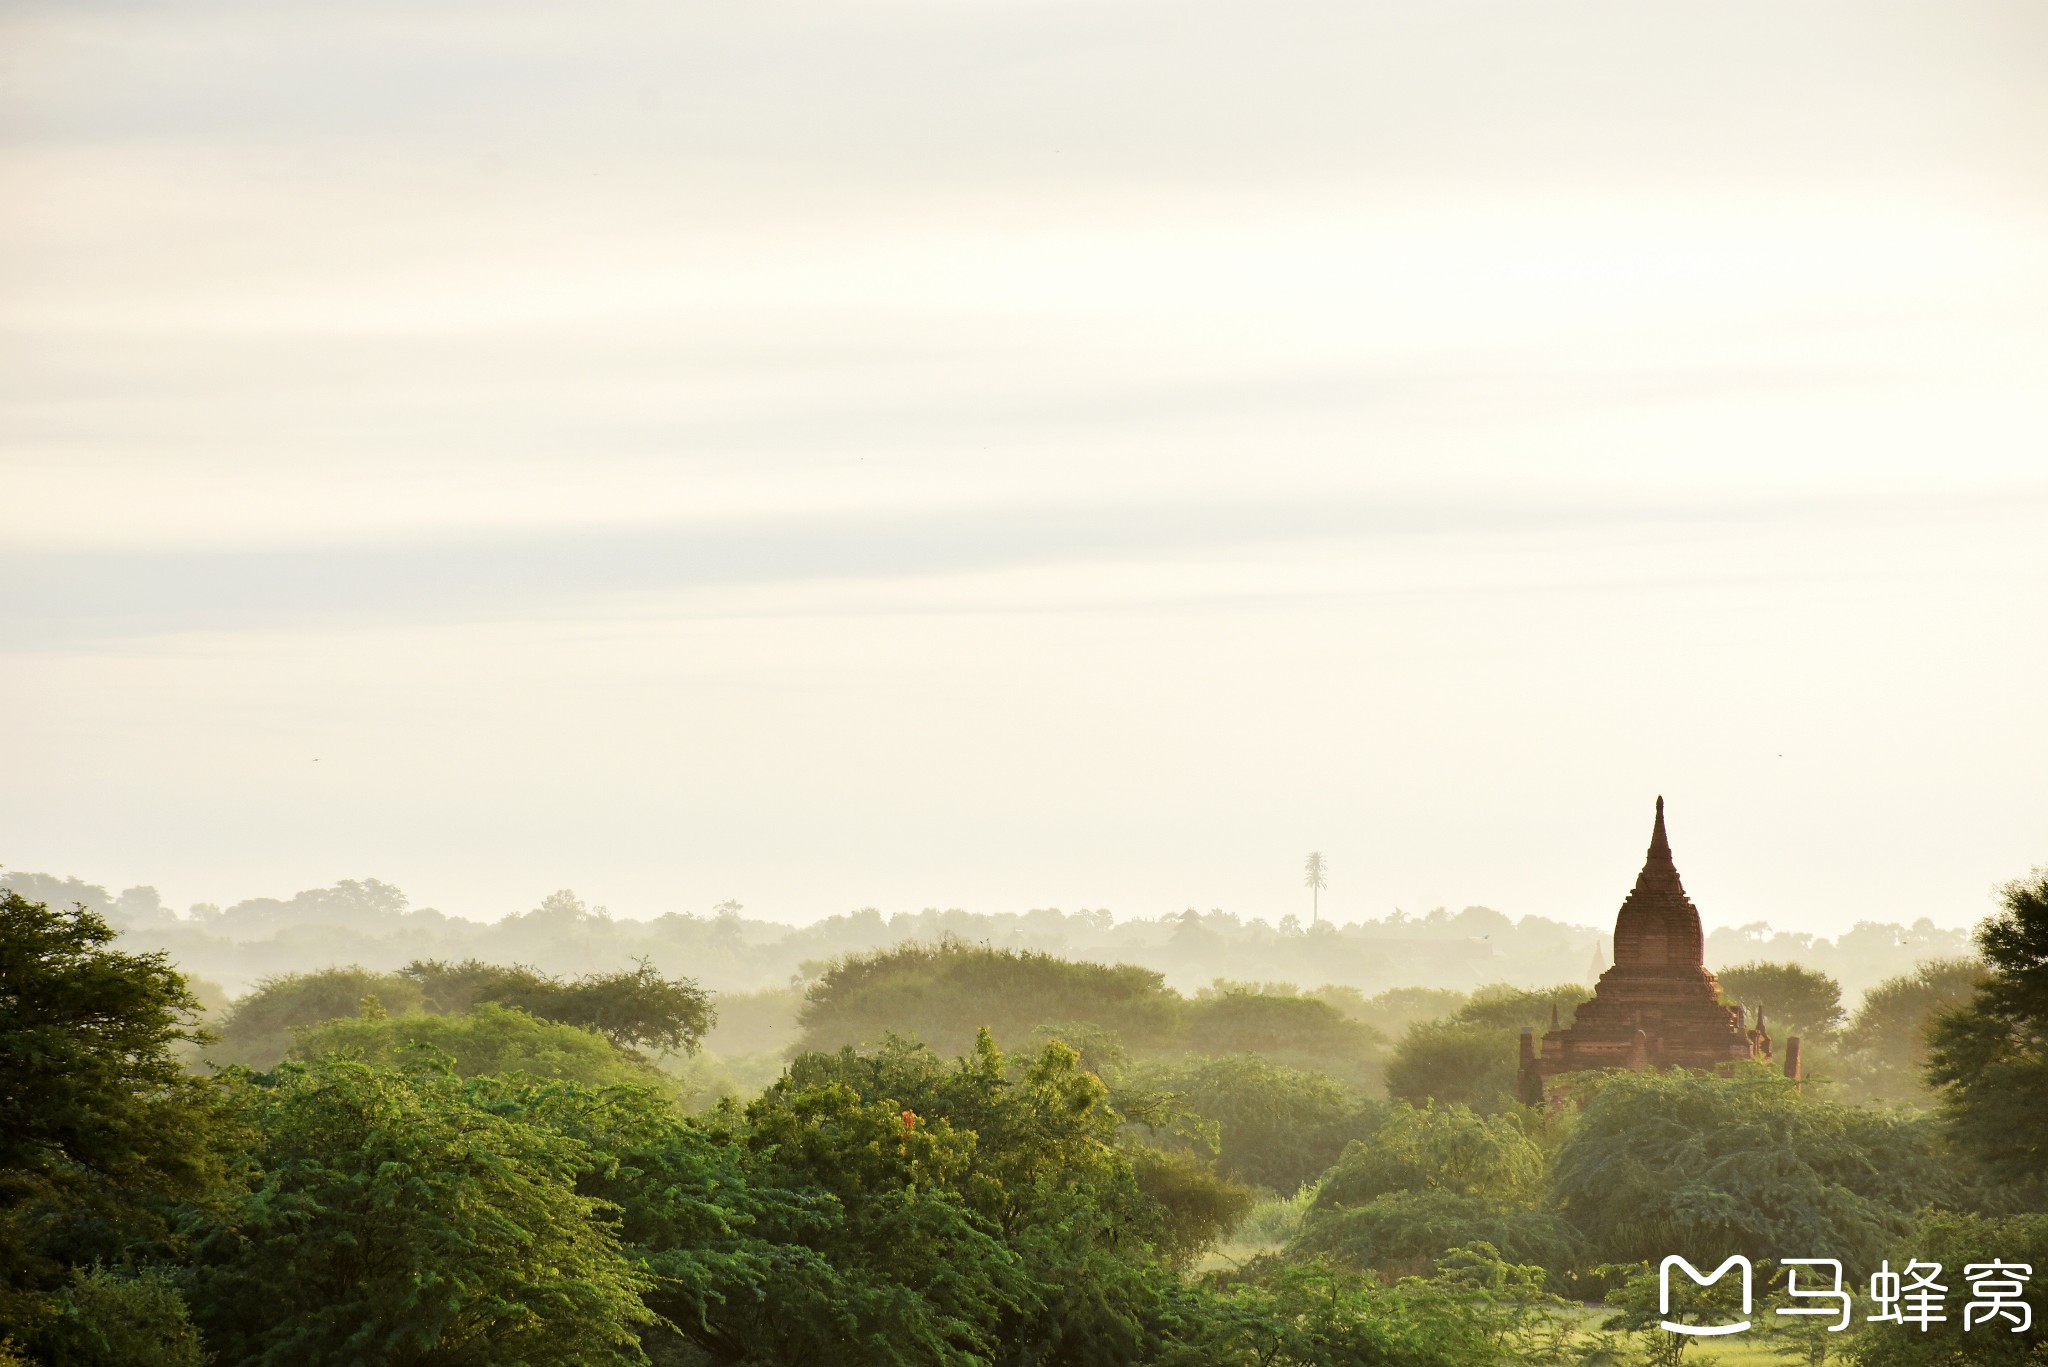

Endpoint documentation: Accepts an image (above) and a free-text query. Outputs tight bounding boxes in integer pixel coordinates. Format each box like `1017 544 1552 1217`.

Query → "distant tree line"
0 869 1976 1003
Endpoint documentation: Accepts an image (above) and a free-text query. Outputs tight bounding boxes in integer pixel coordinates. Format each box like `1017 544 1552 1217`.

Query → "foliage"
796 938 1183 1058
1183 988 1383 1088
0 892 227 1340
1926 868 2048 1186
1296 1191 1582 1279
711 1079 1034 1366
1311 985 1470 1040
1600 1257 1762 1367
1129 1054 1381 1191
33 1266 207 1367
1128 1146 1254 1265
209 965 427 1068
1297 1104 1574 1277
1385 985 1589 1113
402 958 714 1055
290 1000 678 1095
1312 1102 1546 1209
188 1054 654 1366
1841 1210 2048 1366
1715 961 1847 1043
1551 1068 1963 1270
1197 1256 1499 1367
216 959 714 1070
1832 958 1984 1105
1427 1242 1578 1363
1453 984 1593 1033
1234 1184 1320 1249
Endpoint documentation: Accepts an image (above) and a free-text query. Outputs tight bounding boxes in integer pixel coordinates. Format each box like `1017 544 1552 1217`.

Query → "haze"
4 1 2045 934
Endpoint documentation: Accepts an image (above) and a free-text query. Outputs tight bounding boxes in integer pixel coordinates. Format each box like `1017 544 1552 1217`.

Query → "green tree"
189 1054 654 1366
1550 1068 1961 1270
1834 958 1983 1104
1385 986 1589 1113
1295 1190 1581 1281
0 892 227 1340
1296 1104 1577 1278
1303 852 1327 925
796 939 1184 1058
402 958 714 1056
209 965 427 1069
1183 988 1384 1089
1129 1054 1381 1191
1311 1103 1545 1209
291 1000 683 1096
1127 1146 1254 1265
1600 1258 1761 1367
720 1076 1033 1366
1842 1210 2048 1366
1925 867 2048 1187
1714 961 1846 1043
1197 1256 1498 1367
33 1266 207 1367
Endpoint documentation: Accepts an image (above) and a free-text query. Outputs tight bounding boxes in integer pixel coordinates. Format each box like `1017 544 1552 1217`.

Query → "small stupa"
1517 798 1791 1104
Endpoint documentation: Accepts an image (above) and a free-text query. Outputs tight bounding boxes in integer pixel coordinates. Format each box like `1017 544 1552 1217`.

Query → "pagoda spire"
1629 795 1685 898
1612 795 1704 969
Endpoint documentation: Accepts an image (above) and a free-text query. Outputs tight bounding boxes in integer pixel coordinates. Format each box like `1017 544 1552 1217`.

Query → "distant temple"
1516 797 1799 1106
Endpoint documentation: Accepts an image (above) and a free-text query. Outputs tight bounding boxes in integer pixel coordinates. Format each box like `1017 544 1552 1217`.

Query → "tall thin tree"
1303 851 1327 925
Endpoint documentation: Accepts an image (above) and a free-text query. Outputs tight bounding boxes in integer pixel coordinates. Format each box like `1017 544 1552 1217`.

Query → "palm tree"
1303 852 1327 925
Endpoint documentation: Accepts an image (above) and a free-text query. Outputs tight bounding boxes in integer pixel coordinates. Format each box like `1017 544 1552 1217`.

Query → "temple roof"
1609 796 1705 971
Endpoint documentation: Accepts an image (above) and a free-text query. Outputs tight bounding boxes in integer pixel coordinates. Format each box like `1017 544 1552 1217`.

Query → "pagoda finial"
1649 795 1669 859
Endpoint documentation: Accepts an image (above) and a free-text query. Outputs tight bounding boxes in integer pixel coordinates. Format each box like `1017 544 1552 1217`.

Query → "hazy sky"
5 1 2045 935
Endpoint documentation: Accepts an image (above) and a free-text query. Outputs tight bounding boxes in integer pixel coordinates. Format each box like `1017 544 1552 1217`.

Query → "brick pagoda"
1516 797 1794 1105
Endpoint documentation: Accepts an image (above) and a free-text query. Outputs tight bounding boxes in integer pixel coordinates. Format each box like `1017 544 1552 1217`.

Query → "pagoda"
1516 798 1794 1105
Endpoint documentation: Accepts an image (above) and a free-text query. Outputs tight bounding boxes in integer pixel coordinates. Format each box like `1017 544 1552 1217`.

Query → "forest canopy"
1 868 2039 1366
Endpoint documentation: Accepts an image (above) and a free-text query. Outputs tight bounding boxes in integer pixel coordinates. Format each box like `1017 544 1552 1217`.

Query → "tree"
1303 852 1327 925
1600 1258 1759 1367
188 1055 654 1366
1549 1068 1962 1270
1126 1146 1254 1266
1128 1054 1381 1191
210 965 428 1068
1842 1210 2048 1366
795 939 1184 1058
1312 1103 1545 1209
33 1267 207 1367
214 959 717 1070
0 892 226 1340
1835 958 1985 1103
1926 867 2048 1186
1296 1104 1578 1278
1712 961 1846 1043
1196 1256 1499 1367
1383 986 1589 1113
290 1000 683 1097
1182 988 1384 1089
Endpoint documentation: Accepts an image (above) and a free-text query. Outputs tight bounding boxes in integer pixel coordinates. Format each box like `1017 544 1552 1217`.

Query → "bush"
796 939 1184 1057
1132 1053 1381 1191
290 1001 680 1096
1128 1145 1254 1264
1385 985 1588 1113
35 1267 207 1367
1550 1067 1963 1269
1296 1190 1581 1280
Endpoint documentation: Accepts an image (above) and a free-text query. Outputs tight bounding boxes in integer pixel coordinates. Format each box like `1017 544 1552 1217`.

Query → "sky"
4 0 2046 934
